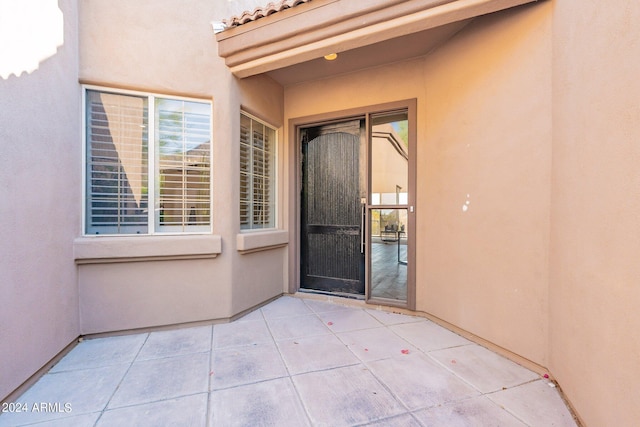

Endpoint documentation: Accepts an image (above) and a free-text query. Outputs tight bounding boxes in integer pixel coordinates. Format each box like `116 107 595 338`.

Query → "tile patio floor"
0 296 578 427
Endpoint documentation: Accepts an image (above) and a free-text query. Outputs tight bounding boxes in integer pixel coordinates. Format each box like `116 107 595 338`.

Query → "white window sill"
74 234 222 264
236 230 288 254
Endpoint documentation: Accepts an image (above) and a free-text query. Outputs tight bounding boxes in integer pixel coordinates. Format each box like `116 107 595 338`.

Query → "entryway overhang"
215 0 540 84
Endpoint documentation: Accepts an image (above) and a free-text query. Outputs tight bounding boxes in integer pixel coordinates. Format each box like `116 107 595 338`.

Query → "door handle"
360 202 366 253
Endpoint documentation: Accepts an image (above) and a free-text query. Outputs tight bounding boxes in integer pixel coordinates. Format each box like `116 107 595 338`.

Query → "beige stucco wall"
285 4 551 366
232 75 287 315
0 0 81 401
77 0 286 334
420 3 552 365
550 1 640 425
78 259 232 333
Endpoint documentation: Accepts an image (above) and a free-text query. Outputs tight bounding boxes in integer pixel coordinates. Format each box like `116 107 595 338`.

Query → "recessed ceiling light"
324 53 338 61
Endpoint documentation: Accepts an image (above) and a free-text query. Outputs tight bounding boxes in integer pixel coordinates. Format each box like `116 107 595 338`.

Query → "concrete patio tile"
0 296 579 427
302 298 354 314
367 352 479 410
210 342 288 390
97 393 207 427
260 296 312 319
390 320 471 352
108 352 209 409
292 365 406 426
0 412 101 427
488 380 578 427
213 318 273 349
210 377 310 427
277 334 359 375
50 334 147 372
363 413 423 426
413 395 527 427
316 309 382 333
337 327 418 362
365 309 424 326
429 344 540 393
136 325 212 360
266 314 331 341
0 365 128 426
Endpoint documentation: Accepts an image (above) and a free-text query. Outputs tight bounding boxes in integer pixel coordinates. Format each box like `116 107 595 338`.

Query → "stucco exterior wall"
232 75 287 315
78 259 232 333
77 0 286 333
420 3 552 365
550 1 640 425
0 0 80 401
284 4 551 366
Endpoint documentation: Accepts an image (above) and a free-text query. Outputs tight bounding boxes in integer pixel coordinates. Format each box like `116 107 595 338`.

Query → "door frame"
288 99 417 310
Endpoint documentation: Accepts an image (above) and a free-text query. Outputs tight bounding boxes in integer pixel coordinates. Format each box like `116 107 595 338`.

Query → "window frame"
82 85 213 237
239 110 278 232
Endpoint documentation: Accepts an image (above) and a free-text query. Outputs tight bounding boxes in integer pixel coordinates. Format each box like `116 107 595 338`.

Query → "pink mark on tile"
401 349 410 355
364 348 369 352
451 360 457 364
327 321 333 326
209 370 215 376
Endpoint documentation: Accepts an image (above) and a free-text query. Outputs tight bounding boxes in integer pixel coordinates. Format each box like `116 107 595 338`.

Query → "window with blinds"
156 99 211 232
85 88 211 235
240 113 276 230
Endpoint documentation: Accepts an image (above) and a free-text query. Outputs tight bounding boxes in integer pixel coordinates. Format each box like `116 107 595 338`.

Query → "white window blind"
86 91 149 234
240 113 276 230
156 99 211 232
85 88 211 235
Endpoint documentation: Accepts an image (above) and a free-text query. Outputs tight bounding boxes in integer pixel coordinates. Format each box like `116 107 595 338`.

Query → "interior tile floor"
0 296 578 427
370 241 408 301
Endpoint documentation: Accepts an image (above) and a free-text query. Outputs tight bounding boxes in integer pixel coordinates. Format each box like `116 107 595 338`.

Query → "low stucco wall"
285 4 552 367
78 258 232 334
0 0 81 401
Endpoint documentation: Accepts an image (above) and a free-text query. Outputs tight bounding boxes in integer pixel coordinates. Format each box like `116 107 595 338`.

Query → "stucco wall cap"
223 0 312 28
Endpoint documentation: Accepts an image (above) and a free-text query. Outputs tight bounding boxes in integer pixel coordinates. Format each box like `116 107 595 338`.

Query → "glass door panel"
368 111 409 303
370 208 408 301
370 113 408 206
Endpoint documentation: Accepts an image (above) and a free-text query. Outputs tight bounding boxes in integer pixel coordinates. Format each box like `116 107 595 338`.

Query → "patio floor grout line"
424 344 544 395
205 324 214 427
93 332 151 427
306 300 415 425
262 302 315 427
92 391 209 413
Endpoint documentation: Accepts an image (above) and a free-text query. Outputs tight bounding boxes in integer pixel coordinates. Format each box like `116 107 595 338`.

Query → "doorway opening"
294 100 416 309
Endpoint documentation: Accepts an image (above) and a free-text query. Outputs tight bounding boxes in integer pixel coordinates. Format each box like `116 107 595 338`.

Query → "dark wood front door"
300 120 365 295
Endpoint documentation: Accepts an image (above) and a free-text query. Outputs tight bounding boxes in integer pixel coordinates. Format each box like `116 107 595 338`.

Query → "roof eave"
215 0 540 79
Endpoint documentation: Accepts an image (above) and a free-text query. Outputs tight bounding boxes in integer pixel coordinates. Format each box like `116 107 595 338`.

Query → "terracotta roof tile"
223 0 312 27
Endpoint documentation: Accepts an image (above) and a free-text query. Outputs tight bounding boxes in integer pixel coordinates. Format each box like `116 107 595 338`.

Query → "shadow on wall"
0 0 64 79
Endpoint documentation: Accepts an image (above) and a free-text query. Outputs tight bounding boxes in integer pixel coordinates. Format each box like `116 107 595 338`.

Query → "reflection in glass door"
369 111 409 302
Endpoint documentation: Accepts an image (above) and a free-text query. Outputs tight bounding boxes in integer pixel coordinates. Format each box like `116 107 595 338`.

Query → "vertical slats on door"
302 130 363 290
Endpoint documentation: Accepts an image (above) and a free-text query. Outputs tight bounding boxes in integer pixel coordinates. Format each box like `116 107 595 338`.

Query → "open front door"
300 120 366 295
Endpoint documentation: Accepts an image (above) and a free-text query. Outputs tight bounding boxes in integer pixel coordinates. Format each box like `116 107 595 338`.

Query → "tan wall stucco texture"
0 0 81 401
550 1 640 425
